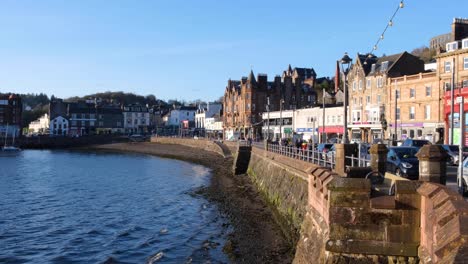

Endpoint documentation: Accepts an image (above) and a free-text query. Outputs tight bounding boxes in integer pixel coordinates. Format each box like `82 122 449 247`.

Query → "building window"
463 38 468 49
410 130 415 138
366 96 370 104
444 82 451 91
377 77 383 88
371 64 376 73
446 41 458 51
247 104 250 110
381 61 389 72
396 90 400 99
445 61 451 72
252 104 256 111
426 86 431 96
425 105 431 120
99 121 104 126
410 88 415 98
359 97 363 105
353 98 357 105
377 95 381 104
359 80 363 90
366 78 371 88
352 81 356 91
464 58 468 70
409 106 415 120
396 108 400 120
417 130 423 137
90 121 95 126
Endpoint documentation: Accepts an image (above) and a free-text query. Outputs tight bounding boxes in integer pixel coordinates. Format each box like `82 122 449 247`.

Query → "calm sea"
0 150 229 263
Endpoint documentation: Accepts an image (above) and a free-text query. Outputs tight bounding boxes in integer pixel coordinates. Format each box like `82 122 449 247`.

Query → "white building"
261 110 294 141
123 104 150 134
167 106 197 126
49 116 69 136
195 103 222 129
262 106 344 143
28 113 50 135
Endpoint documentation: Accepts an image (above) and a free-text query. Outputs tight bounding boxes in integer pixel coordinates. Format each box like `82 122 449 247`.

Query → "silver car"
460 157 468 195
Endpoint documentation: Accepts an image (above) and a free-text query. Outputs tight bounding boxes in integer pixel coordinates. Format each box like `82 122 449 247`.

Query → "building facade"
123 104 150 134
437 36 468 144
28 113 50 135
347 52 425 143
0 94 22 138
223 66 319 140
388 72 442 143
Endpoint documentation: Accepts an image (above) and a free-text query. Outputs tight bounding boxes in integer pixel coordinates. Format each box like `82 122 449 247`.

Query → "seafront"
92 142 294 263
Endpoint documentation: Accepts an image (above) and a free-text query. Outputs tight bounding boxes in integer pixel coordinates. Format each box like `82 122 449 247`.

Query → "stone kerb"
417 182 468 263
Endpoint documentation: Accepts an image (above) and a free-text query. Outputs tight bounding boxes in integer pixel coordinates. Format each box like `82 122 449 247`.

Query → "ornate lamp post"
340 52 352 144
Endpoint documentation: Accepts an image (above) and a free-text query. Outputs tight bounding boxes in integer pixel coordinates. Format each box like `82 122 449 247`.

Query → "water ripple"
0 150 229 263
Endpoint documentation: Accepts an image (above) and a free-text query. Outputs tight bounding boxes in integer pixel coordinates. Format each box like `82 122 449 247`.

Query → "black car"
386 147 419 180
401 138 431 149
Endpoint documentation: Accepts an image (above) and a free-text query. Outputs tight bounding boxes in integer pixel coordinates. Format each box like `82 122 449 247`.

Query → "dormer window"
463 38 468 49
381 61 389 72
370 64 376 73
446 41 458 52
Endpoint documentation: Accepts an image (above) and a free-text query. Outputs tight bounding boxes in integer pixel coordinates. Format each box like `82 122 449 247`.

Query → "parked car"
440 144 461 166
386 147 419 180
401 138 431 150
460 157 468 196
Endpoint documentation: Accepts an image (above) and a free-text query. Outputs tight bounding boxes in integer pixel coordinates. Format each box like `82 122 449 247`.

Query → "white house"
167 106 197 126
49 116 69 136
123 104 150 134
294 106 344 142
195 103 222 129
28 113 50 135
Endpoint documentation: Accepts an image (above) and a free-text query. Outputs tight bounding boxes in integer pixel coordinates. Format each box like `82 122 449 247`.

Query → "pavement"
446 164 468 201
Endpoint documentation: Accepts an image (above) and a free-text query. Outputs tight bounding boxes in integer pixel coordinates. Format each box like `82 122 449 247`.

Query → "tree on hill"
66 91 159 105
411 46 436 63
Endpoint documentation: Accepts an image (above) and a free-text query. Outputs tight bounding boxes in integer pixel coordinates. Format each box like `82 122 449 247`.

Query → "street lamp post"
267 96 270 141
279 99 285 140
340 52 352 144
322 88 326 143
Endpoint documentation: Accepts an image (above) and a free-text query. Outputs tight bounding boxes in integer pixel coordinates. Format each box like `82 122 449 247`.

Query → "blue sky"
0 0 466 102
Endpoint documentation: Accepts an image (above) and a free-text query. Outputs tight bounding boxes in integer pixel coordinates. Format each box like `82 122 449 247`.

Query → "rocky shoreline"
91 142 293 264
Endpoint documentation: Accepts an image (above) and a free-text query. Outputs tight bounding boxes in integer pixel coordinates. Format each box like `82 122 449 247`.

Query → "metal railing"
264 143 336 169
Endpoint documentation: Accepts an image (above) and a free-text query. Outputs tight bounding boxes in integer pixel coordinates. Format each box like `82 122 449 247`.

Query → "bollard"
369 144 389 177
415 145 448 184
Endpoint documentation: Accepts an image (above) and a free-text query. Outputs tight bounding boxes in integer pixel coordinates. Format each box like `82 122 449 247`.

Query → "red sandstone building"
223 66 320 140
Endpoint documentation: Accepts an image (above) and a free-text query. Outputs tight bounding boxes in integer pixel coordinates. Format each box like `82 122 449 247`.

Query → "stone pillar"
415 145 448 184
334 144 358 177
369 144 388 176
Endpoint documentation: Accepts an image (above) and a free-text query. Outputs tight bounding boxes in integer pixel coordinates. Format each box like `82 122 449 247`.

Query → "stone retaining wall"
150 137 225 157
248 147 310 244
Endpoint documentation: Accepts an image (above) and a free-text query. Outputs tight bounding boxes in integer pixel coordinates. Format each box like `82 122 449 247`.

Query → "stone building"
388 72 442 143
0 93 22 138
122 104 150 134
436 28 468 144
223 65 319 140
347 52 424 143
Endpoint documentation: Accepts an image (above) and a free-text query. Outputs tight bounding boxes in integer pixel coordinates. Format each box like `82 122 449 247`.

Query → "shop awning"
318 126 344 134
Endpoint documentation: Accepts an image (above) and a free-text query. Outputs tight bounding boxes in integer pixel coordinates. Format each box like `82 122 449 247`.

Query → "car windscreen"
448 145 459 152
412 140 429 147
393 148 418 159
